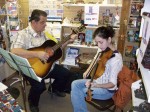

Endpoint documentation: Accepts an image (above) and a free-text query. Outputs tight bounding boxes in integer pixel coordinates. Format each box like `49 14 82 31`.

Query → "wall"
18 0 29 29
0 1 5 6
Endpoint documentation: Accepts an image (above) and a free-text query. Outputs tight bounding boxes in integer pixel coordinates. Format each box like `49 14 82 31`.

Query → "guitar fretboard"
51 25 85 52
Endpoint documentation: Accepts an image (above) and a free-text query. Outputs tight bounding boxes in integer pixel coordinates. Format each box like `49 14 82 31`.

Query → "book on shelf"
127 30 140 42
130 3 143 15
125 46 133 57
125 45 139 57
85 29 93 44
63 47 79 66
129 16 141 28
132 46 139 57
129 17 137 28
78 33 85 44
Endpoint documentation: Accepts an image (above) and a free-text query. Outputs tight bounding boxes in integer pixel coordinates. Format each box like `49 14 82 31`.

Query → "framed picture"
131 3 143 15
64 47 79 66
78 33 85 44
66 47 79 59
129 17 137 28
125 46 133 57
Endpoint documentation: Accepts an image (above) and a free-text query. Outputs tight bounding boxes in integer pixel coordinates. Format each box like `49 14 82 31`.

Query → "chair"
86 65 140 112
87 98 115 112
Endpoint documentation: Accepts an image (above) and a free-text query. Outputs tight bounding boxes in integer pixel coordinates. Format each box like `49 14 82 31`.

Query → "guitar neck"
51 25 86 52
51 34 71 51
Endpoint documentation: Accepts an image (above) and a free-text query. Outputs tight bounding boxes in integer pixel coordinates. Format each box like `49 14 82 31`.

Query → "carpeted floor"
3 74 132 112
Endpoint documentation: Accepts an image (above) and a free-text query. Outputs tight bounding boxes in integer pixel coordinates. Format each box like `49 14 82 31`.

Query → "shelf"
125 41 140 46
139 64 150 103
62 24 120 29
67 44 98 49
131 80 145 107
0 15 7 19
62 3 122 7
132 1 143 3
62 24 81 28
130 14 140 17
127 27 140 31
61 61 79 67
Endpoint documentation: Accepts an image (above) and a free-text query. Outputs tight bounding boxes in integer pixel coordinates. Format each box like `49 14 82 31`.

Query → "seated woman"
71 26 123 112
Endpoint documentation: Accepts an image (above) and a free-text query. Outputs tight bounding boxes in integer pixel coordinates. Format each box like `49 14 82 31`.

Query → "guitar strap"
44 31 58 43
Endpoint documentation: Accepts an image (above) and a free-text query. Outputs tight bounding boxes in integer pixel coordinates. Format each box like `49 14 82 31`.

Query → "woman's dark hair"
93 26 115 40
29 9 47 22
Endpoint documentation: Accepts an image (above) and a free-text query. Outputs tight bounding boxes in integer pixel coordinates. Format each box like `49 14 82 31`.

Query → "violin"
92 48 113 79
86 48 113 101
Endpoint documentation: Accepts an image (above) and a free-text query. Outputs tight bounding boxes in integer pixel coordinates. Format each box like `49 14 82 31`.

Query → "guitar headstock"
72 24 86 34
78 24 86 32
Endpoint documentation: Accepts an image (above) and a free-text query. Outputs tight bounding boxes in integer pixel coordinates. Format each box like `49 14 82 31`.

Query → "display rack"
61 2 122 66
131 0 150 111
123 0 144 69
0 0 19 81
5 0 20 43
0 1 7 68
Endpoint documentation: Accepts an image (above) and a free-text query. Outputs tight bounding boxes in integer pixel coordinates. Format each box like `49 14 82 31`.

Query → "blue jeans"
71 79 115 112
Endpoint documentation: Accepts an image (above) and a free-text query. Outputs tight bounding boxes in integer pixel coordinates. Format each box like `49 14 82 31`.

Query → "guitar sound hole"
45 47 54 56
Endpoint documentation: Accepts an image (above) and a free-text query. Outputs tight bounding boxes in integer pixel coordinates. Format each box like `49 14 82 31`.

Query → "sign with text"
84 5 99 25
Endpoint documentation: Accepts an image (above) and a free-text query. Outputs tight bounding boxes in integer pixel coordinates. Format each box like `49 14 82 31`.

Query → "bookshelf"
5 0 21 43
61 2 122 66
0 0 19 81
123 0 144 69
131 0 150 110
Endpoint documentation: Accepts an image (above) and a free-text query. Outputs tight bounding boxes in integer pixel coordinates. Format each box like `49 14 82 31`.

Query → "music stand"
0 48 42 111
9 52 42 82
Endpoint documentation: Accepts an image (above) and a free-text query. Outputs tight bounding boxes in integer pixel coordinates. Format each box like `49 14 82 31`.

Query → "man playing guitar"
10 9 77 112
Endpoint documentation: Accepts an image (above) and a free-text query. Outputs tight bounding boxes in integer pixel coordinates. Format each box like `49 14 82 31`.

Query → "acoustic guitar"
27 25 86 78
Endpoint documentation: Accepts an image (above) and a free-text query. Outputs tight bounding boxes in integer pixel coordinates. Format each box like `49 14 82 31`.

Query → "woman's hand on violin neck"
85 80 91 88
85 80 101 88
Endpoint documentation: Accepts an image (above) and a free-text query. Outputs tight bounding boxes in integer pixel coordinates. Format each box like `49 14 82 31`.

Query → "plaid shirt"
11 24 48 49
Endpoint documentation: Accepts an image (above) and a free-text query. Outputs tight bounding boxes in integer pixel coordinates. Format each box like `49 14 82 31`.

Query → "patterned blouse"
94 49 123 90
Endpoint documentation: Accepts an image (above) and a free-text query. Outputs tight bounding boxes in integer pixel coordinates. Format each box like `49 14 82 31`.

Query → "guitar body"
28 40 62 78
27 25 86 78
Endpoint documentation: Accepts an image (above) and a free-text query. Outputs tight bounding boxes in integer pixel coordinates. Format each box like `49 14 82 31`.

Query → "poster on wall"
84 5 99 25
29 0 63 21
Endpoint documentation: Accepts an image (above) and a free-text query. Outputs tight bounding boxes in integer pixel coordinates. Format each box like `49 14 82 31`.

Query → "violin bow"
86 51 101 101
